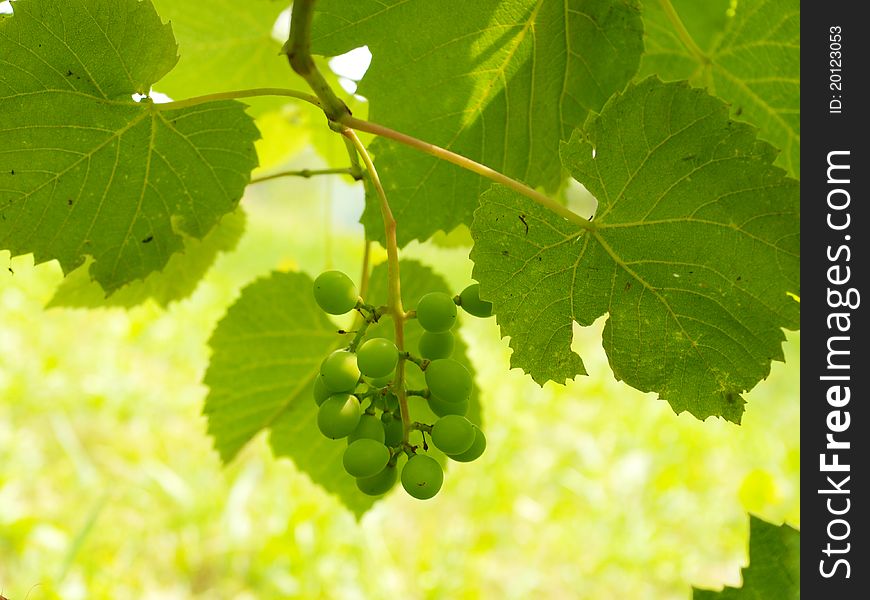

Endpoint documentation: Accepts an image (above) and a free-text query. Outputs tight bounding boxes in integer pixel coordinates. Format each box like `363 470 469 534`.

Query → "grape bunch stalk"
311 270 493 500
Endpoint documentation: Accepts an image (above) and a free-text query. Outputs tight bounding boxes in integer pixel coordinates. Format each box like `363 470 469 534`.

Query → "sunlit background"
0 2 798 598
0 163 799 599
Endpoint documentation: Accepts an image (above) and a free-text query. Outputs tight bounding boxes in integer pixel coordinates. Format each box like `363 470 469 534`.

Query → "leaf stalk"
658 0 709 65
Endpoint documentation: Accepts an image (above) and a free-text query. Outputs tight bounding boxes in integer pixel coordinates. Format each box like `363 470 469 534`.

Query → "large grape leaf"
470 78 799 422
637 0 800 178
148 0 361 169
149 0 292 114
47 209 245 309
694 516 799 598
204 262 480 517
312 0 644 246
0 0 259 293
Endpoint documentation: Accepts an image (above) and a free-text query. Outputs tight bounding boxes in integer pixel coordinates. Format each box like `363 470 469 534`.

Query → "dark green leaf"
638 0 800 178
149 0 295 115
313 0 644 245
0 0 259 292
470 78 799 422
47 210 246 309
694 516 800 599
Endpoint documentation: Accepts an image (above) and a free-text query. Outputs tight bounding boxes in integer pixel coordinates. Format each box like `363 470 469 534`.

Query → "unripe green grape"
347 414 386 444
317 393 360 439
343 439 390 478
458 283 493 318
418 330 454 360
357 338 398 378
401 454 444 500
382 414 404 447
312 376 331 406
384 393 399 412
320 350 360 392
356 464 398 496
365 372 394 389
425 359 472 403
415 292 457 333
448 425 486 462
431 415 475 455
428 395 468 417
313 270 359 315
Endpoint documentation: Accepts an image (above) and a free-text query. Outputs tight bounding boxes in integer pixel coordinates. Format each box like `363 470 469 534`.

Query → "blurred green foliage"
1 149 798 599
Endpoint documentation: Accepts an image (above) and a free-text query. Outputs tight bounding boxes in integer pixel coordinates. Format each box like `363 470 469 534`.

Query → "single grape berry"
365 373 394 389
382 413 404 447
401 454 444 500
384 393 399 412
343 439 391 478
320 350 360 392
458 283 493 318
431 415 475 455
317 393 361 439
357 338 398 378
312 376 331 406
313 270 359 315
425 359 472 403
347 414 386 444
428 395 468 417
356 464 398 496
447 425 486 462
415 292 457 333
418 330 454 360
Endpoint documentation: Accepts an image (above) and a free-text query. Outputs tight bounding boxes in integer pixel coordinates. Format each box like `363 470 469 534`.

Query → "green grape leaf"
148 0 359 167
204 262 480 517
637 0 800 178
149 0 292 115
694 516 800 599
0 0 259 293
312 0 644 246
202 271 363 512
470 78 799 422
47 209 246 309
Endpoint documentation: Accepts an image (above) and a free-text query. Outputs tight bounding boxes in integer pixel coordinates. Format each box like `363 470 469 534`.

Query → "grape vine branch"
158 88 591 229
343 128 413 445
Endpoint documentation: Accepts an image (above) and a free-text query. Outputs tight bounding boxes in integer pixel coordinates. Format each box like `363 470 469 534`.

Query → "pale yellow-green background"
0 144 799 599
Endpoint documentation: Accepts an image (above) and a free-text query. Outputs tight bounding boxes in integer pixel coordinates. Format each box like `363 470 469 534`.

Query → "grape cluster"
311 270 493 500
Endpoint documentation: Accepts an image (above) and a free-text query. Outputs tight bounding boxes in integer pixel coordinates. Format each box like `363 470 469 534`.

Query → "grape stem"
351 241 374 332
341 115 593 230
411 422 433 434
400 352 428 369
249 167 359 184
343 128 412 445
155 88 320 111
358 241 372 306
346 319 373 353
658 0 709 66
157 86 591 230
